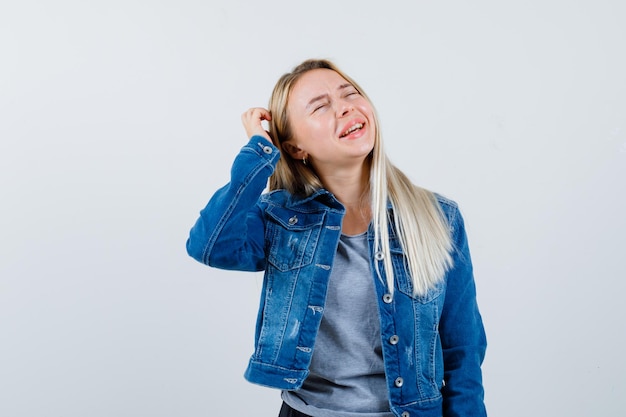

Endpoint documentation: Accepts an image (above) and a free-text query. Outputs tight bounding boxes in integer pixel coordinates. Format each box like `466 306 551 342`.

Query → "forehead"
289 69 351 100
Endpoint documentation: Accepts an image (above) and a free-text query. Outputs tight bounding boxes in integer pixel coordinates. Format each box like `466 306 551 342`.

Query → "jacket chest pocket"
390 246 446 304
266 207 325 272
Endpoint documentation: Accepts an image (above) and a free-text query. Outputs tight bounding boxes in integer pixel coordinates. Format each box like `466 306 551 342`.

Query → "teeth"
342 123 363 137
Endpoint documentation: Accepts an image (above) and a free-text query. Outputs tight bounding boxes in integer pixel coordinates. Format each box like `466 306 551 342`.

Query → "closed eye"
313 102 328 112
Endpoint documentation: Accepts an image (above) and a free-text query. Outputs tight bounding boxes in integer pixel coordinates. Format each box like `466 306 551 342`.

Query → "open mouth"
340 122 364 138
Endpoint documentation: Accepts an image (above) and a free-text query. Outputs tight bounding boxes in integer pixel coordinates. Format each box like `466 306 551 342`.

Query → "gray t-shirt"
282 232 392 417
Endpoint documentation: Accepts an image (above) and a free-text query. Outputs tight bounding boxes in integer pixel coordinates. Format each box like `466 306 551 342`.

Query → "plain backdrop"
1 1 625 416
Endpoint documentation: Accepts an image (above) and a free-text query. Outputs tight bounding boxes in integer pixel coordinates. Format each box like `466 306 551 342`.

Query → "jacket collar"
285 188 344 212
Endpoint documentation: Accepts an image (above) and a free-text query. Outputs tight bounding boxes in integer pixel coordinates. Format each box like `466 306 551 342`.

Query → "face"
284 69 376 171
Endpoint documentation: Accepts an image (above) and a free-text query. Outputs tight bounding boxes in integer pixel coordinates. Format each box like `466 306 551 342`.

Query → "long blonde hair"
267 59 452 296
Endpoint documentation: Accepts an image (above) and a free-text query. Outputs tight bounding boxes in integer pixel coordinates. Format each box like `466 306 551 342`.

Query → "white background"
1 1 625 416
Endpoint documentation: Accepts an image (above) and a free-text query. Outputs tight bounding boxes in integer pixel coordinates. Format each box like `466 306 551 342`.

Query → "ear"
282 141 307 160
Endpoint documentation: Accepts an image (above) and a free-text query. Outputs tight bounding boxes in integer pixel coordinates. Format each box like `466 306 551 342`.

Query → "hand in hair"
241 107 273 144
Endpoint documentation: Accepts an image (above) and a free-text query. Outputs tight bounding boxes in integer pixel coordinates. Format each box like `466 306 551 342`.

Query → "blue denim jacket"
187 136 487 417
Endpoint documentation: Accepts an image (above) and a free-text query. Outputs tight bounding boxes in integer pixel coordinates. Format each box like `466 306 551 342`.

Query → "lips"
339 120 366 138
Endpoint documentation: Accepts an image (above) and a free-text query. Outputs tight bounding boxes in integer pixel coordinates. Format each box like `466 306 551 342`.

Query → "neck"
316 160 372 235
317 161 369 205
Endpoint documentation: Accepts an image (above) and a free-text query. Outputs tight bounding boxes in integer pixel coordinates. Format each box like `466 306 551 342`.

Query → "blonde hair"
267 59 453 296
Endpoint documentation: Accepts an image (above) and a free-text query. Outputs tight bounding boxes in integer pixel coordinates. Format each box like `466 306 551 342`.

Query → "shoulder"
434 192 459 218
434 192 458 210
433 193 467 237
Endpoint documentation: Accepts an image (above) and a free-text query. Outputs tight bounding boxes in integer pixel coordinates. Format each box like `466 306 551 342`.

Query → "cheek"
356 100 374 118
301 119 330 138
289 111 335 145
290 120 321 146
358 106 375 127
289 114 312 138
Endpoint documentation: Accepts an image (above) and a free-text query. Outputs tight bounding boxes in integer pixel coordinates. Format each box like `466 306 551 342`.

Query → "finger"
241 108 273 142
260 109 272 121
243 107 271 121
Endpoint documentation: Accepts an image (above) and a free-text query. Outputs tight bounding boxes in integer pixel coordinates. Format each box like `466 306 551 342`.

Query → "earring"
302 157 307 165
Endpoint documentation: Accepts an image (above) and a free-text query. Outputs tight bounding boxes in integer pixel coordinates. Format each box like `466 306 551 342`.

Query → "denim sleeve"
186 135 280 272
439 206 487 417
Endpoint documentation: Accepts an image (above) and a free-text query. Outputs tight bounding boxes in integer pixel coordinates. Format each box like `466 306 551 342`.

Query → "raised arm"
186 108 279 271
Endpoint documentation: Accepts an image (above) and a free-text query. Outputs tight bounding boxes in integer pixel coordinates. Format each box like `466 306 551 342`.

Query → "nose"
337 100 353 117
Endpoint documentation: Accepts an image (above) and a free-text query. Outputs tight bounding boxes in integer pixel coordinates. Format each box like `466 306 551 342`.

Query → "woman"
186 59 487 417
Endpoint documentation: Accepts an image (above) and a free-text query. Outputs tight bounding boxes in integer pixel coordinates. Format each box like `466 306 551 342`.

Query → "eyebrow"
305 83 354 110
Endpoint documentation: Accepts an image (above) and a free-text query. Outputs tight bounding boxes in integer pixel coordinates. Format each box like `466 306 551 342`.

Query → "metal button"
288 216 298 225
374 251 384 260
394 377 404 387
262 146 273 154
389 335 399 345
401 412 410 417
383 294 393 304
